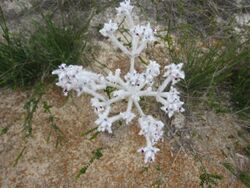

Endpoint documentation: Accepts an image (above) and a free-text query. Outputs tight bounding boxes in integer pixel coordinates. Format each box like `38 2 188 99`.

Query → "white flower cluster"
138 116 164 163
99 20 118 37
116 0 133 16
52 64 105 96
52 0 185 163
131 23 155 42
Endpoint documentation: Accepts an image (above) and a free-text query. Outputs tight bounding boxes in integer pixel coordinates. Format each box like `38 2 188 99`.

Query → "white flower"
52 64 103 96
124 71 145 87
144 60 160 84
106 69 121 83
146 60 160 77
161 103 184 118
160 87 180 103
120 111 135 124
138 115 164 145
91 98 105 114
130 25 144 37
116 0 133 15
159 87 185 118
164 63 185 84
99 20 118 37
138 146 160 163
130 24 155 43
95 114 113 133
142 23 155 42
52 64 82 95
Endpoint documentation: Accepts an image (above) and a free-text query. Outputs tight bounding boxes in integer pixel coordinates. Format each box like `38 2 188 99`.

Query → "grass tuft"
0 7 91 88
199 172 223 188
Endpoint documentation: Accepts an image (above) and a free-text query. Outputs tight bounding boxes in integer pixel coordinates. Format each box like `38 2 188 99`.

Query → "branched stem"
127 98 133 112
158 77 171 92
130 56 135 72
106 93 130 105
110 34 130 55
133 99 145 116
83 88 107 101
126 13 134 29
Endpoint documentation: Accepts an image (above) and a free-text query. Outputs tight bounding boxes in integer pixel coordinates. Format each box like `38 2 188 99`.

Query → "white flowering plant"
52 0 185 163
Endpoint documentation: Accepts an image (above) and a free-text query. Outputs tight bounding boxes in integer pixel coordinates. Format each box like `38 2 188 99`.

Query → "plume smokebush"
52 0 185 163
